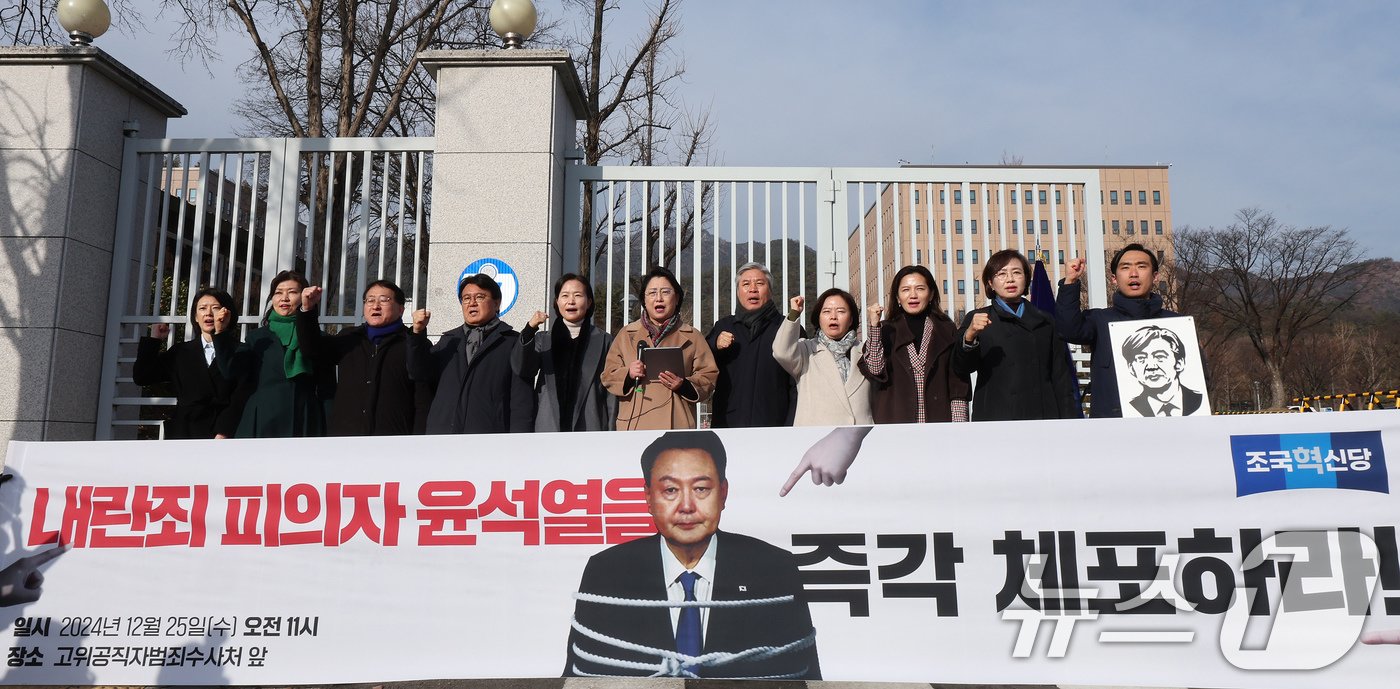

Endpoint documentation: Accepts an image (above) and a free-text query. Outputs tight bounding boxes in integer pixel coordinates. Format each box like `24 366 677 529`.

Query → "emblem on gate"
460 258 520 316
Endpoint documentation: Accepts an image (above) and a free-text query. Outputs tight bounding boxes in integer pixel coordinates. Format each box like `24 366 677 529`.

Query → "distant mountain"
1351 258 1400 315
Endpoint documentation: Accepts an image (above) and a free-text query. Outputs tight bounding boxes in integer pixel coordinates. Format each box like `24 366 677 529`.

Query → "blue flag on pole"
1031 259 1084 417
1030 260 1056 316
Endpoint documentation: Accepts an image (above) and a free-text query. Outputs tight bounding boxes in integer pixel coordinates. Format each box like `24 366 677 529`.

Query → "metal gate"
563 164 1108 333
96 137 434 439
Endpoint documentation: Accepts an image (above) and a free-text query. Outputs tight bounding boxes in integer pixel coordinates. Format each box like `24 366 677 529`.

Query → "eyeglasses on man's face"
461 293 493 304
363 295 397 305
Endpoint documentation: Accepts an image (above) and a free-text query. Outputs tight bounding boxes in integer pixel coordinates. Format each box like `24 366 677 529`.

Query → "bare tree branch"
1175 208 1372 407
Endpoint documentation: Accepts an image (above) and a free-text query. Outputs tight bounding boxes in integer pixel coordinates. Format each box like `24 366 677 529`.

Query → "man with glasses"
297 279 431 435
408 274 535 434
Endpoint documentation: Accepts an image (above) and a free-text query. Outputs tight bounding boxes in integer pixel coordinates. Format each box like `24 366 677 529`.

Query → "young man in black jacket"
1055 243 1181 418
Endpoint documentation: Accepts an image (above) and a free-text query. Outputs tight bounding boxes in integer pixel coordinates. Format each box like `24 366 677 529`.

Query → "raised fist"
411 309 432 334
1065 257 1086 284
868 304 884 327
301 286 323 311
790 295 804 312
965 312 991 343
528 310 548 329
715 331 735 350
149 323 171 339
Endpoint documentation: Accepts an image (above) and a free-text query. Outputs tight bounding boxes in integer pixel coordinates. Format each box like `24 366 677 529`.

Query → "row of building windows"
1103 219 1165 235
1105 189 1162 206
899 215 1166 238
910 218 1071 235
902 215 1173 237
907 187 1165 209
912 187 1079 206
900 248 1069 269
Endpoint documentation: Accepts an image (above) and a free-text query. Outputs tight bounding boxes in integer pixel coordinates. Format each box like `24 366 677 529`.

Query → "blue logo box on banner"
1231 431 1389 496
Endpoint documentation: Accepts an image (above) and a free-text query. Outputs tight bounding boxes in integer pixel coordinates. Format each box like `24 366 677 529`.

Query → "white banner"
1 411 1399 687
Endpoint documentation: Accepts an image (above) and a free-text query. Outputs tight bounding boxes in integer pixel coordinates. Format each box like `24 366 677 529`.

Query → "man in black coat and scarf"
298 279 432 435
408 274 535 434
706 262 798 428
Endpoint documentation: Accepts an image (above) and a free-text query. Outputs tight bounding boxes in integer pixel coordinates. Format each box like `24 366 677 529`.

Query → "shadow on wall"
0 77 68 465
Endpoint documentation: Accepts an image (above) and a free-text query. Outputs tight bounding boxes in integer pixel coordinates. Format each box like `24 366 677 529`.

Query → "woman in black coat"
214 270 327 438
514 273 616 432
952 250 1079 421
132 287 245 439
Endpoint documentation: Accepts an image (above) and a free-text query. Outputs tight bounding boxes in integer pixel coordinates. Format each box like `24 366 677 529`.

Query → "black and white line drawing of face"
1128 337 1182 392
1121 326 1187 394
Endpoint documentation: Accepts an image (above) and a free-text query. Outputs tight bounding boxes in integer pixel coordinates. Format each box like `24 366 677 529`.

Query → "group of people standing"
135 242 1175 439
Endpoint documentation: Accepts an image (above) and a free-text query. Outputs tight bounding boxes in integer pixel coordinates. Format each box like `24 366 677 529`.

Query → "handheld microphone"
636 341 649 393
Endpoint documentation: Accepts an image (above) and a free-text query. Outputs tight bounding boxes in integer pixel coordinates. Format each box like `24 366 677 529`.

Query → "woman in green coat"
214 270 326 438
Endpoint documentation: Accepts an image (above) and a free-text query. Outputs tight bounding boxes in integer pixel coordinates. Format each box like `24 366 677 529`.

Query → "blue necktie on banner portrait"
676 571 702 657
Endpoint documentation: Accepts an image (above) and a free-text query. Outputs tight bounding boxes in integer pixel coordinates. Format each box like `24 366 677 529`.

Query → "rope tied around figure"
568 592 815 679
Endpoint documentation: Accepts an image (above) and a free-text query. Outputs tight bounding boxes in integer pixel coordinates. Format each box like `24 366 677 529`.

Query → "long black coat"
409 323 535 434
214 313 326 438
1054 280 1181 418
705 312 797 428
513 322 616 432
132 336 246 439
952 302 1079 421
301 318 431 436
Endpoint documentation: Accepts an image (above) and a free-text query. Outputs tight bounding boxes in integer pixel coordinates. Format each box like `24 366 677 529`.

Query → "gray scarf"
817 329 859 381
464 318 502 364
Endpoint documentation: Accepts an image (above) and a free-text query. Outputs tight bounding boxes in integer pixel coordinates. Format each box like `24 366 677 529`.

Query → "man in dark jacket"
299 279 431 435
705 263 797 427
1055 243 1181 418
408 274 534 434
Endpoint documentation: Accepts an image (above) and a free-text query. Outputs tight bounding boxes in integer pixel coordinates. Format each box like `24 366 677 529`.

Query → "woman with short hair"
214 270 327 438
133 287 245 439
600 266 719 431
516 273 616 432
772 288 873 426
953 249 1079 420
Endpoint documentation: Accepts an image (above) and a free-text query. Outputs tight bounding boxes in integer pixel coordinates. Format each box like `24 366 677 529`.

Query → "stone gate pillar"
0 47 184 463
417 49 585 327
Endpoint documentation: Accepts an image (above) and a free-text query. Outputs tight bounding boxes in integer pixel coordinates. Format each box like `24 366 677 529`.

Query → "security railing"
96 137 434 439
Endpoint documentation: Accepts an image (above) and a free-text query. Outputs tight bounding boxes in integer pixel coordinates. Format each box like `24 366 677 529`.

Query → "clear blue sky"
101 0 1400 259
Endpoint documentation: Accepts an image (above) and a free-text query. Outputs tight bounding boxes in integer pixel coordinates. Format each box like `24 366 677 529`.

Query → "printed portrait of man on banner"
1108 316 1211 417
561 430 821 679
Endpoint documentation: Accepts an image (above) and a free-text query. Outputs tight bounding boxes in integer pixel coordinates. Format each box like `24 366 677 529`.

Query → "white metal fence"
96 137 434 439
96 153 1108 438
564 165 1108 331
